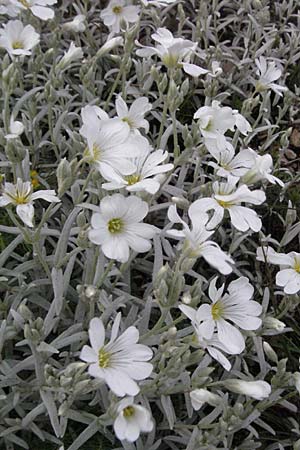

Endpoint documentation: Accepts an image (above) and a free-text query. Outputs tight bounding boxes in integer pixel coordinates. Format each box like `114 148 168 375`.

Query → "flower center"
122 117 134 128
202 117 214 132
294 258 300 273
123 406 135 417
18 0 30 7
162 53 179 68
108 218 123 233
12 41 24 50
83 143 101 163
216 199 233 208
98 348 110 368
125 174 140 185
211 301 223 320
112 5 123 14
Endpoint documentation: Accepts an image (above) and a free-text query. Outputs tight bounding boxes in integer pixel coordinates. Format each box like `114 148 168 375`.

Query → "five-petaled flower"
113 397 153 442
257 246 300 294
167 203 234 274
88 194 158 263
0 19 39 57
180 277 262 354
0 178 60 227
80 314 153 396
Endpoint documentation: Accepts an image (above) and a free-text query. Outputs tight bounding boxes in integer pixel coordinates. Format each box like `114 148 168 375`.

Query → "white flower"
241 150 284 187
224 379 271 400
113 397 153 442
193 177 266 232
0 178 60 227
5 116 24 139
80 106 143 177
0 20 39 57
185 277 262 354
100 0 140 34
102 147 173 194
190 389 221 411
63 14 86 32
255 56 287 96
167 203 234 275
136 27 208 77
179 305 236 371
257 246 300 294
80 314 153 396
208 142 255 179
11 0 57 20
57 42 83 69
96 36 124 57
0 0 20 17
88 194 157 263
115 95 152 134
194 101 252 151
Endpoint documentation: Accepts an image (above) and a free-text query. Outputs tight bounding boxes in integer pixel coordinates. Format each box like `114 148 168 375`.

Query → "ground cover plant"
0 0 300 449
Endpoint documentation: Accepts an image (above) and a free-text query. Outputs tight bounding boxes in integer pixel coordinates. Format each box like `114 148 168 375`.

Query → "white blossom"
167 203 234 275
102 147 173 194
114 397 153 442
183 277 262 354
224 379 271 400
11 0 57 21
88 194 157 263
190 389 222 411
194 101 252 152
100 0 140 34
115 95 152 134
208 142 254 179
0 178 60 227
0 20 39 57
80 314 153 396
96 36 124 56
80 106 145 177
63 14 86 32
179 304 237 371
255 56 287 96
57 42 83 69
136 27 208 77
193 178 266 232
257 246 300 294
5 116 24 139
241 150 284 186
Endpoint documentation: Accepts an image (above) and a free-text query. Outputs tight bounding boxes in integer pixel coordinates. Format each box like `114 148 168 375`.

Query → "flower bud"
96 37 124 58
263 341 278 363
264 317 286 331
57 158 72 196
224 379 271 400
190 388 221 410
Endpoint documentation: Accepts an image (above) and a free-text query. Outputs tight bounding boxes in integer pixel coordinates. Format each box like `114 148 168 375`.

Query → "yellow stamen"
211 301 223 320
216 199 233 208
98 348 110 368
112 5 122 14
123 406 135 417
12 41 24 50
18 0 30 7
125 174 140 185
294 258 300 273
108 218 123 233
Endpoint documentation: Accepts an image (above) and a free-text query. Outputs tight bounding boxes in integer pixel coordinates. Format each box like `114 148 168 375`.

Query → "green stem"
95 259 114 289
